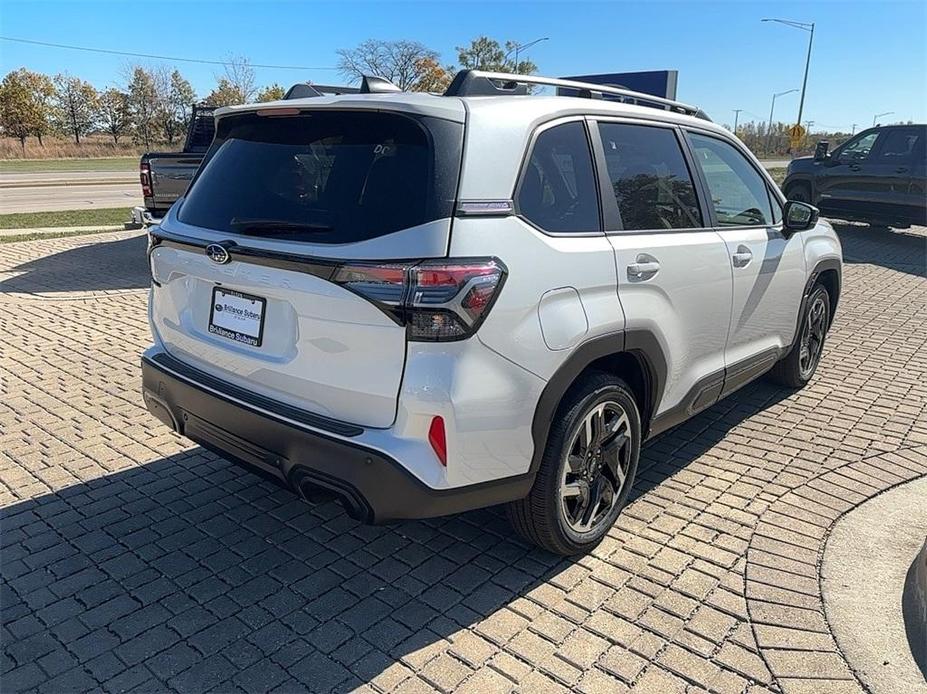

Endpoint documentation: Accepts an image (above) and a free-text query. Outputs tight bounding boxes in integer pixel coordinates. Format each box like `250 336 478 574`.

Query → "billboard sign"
558 70 678 100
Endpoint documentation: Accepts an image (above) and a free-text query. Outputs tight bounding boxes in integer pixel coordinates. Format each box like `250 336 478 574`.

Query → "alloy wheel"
559 401 632 534
799 294 828 378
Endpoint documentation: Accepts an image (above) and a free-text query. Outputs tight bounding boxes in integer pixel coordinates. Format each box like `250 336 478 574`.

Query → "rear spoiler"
284 76 401 100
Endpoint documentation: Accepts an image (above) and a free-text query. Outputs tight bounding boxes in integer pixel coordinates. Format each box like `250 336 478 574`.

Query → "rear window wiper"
230 219 334 236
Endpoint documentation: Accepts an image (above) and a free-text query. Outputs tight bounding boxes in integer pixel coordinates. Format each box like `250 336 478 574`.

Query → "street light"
505 37 549 69
762 18 815 137
873 111 894 127
766 89 799 155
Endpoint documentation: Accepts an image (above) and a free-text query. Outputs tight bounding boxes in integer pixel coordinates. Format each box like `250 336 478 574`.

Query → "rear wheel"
768 284 830 388
507 372 640 555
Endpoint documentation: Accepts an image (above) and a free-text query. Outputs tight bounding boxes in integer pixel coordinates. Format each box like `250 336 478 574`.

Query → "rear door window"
874 129 921 162
689 132 773 226
517 121 600 233
178 111 461 244
597 123 702 230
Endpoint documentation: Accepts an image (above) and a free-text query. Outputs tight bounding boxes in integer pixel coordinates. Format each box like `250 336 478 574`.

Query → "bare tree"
220 56 257 103
337 39 441 90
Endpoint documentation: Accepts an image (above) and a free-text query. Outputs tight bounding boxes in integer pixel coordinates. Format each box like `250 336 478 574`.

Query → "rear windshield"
178 110 462 244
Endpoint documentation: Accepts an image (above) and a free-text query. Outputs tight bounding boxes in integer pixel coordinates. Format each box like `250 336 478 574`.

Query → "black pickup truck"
131 105 215 226
782 124 926 228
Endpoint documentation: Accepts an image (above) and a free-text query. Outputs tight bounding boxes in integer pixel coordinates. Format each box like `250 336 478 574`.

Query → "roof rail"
444 70 709 120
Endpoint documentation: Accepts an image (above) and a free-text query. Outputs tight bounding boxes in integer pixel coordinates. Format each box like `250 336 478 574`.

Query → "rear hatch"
149 105 473 429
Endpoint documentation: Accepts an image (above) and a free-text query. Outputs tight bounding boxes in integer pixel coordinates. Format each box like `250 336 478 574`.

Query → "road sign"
788 124 806 149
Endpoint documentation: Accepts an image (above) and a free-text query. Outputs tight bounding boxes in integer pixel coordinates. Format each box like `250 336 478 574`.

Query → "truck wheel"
785 182 812 203
768 284 830 388
507 372 640 555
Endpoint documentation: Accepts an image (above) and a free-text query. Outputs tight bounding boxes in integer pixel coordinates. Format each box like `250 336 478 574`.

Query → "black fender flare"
782 173 816 201
528 330 669 475
791 258 842 346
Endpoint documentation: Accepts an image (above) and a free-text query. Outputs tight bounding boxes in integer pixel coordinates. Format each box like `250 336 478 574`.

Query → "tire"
507 372 641 555
785 182 812 203
768 284 831 388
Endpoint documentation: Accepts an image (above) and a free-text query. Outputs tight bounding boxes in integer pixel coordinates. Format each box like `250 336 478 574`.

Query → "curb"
903 537 927 679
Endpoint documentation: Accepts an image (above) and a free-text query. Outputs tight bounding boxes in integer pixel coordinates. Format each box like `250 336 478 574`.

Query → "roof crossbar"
444 70 707 119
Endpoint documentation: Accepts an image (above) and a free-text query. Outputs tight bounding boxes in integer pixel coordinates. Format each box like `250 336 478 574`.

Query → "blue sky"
1 0 925 131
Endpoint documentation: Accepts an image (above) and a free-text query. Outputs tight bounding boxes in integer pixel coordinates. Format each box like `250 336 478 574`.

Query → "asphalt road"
0 170 139 214
0 160 793 215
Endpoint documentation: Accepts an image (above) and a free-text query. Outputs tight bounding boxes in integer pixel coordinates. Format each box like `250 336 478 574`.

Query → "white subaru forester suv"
142 71 842 555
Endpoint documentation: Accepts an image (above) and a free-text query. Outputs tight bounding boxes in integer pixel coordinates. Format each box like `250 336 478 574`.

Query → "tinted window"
598 123 702 230
837 131 879 162
179 111 461 244
517 122 599 233
876 129 920 161
689 133 773 226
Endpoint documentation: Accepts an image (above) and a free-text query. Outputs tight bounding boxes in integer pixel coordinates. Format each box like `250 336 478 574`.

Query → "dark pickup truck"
131 105 215 226
782 124 926 228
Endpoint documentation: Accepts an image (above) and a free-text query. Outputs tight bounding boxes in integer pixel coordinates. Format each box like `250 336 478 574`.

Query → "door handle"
849 164 861 171
896 166 909 174
732 246 753 268
627 255 660 280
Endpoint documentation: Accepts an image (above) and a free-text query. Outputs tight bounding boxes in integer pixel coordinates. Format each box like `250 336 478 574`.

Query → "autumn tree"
0 68 55 153
256 83 286 102
127 66 158 149
52 74 99 144
98 88 131 144
205 78 245 107
410 57 454 93
337 39 441 90
221 56 257 103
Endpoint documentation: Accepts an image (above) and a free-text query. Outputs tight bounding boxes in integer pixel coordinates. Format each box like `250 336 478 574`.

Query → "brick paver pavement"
1 223 925 694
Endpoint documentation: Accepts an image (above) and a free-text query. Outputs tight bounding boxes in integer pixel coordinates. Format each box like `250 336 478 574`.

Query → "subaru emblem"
206 244 230 264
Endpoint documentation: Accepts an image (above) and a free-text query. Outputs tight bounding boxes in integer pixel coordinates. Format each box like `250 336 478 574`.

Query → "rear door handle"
896 166 909 174
849 164 861 171
732 246 753 268
627 256 660 280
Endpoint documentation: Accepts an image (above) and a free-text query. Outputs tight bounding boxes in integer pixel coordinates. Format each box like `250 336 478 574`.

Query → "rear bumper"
141 351 532 522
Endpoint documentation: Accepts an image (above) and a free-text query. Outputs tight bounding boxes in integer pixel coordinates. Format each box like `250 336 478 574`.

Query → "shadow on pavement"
831 222 926 278
0 234 149 295
0 377 791 693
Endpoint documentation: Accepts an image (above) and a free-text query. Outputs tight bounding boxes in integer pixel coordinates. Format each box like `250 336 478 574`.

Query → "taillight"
331 258 506 341
140 162 153 198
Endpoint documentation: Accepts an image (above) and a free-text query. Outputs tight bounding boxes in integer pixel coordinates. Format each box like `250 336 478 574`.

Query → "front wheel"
507 373 641 555
785 182 812 204
768 284 830 388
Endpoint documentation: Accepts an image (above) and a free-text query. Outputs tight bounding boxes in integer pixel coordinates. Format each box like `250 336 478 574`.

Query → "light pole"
762 19 815 136
733 109 743 135
872 111 894 127
505 37 549 70
766 89 799 155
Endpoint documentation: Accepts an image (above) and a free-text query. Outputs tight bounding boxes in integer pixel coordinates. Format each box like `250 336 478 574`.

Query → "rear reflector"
428 416 447 466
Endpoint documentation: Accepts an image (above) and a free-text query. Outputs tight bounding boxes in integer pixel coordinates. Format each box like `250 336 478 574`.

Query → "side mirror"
783 200 819 233
813 140 829 162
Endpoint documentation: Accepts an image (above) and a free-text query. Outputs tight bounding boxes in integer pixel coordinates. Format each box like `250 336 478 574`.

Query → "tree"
256 83 286 102
98 88 131 144
0 68 54 153
52 74 98 144
337 39 441 90
456 36 538 76
219 56 256 103
411 57 454 93
127 66 158 149
205 78 246 107
157 69 196 145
